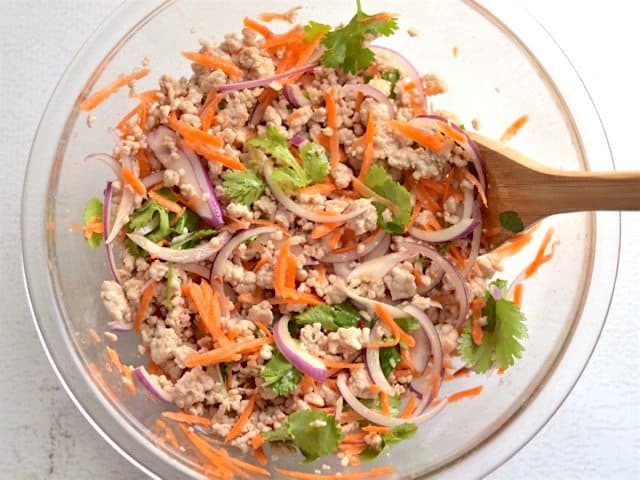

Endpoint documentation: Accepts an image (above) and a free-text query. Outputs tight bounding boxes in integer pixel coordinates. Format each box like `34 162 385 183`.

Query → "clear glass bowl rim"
20 1 620 478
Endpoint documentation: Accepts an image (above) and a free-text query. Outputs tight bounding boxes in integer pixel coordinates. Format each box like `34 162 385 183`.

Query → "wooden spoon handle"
533 170 640 214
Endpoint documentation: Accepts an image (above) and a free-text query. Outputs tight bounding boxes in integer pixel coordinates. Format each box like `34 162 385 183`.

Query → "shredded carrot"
316 264 327 284
448 244 467 268
148 190 185 216
400 396 417 418
243 17 274 38
106 346 136 394
327 228 343 250
188 282 230 347
329 228 381 255
286 254 298 289
323 359 364 370
89 328 101 343
276 466 394 480
182 138 247 171
254 445 268 465
79 68 150 111
342 432 367 444
300 374 315 394
136 149 151 178
310 222 344 240
440 122 466 144
470 297 485 345
500 114 529 143
325 88 341 168
274 238 292 298
226 394 257 442
340 410 363 424
357 12 397 23
251 433 266 449
252 255 271 273
492 227 536 258
147 361 164 376
264 27 304 50
461 168 487 206
524 228 556 279
116 104 141 133
182 51 242 78
366 339 398 349
389 119 445 152
168 112 224 149
134 282 157 331
358 110 377 180
258 9 298 23
362 425 391 434
82 218 104 240
374 304 416 348
121 167 147 196
379 392 391 416
399 347 417 375
201 92 224 132
298 182 337 196
513 283 524 307
448 385 484 403
185 337 273 367
405 201 421 232
162 411 211 427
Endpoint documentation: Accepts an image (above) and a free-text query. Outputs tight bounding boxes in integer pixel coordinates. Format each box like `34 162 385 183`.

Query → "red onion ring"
365 320 396 395
85 153 121 177
265 164 366 224
339 286 406 318
342 84 395 118
370 45 425 107
127 231 230 263
141 171 164 189
283 84 310 108
210 226 278 283
321 231 388 264
362 232 391 261
181 263 212 278
332 262 351 278
400 241 469 327
347 252 411 283
336 373 447 427
105 157 134 244
218 63 319 93
274 316 327 382
461 204 482 278
132 366 172 402
102 182 120 283
289 133 308 148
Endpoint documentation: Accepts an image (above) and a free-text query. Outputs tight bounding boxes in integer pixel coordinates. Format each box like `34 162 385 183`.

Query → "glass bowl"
21 0 618 478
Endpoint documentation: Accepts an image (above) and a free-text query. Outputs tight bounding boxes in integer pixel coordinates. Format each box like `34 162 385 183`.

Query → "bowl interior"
23 1 616 478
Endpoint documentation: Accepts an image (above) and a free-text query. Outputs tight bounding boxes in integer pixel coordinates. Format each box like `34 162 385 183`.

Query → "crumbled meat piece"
327 327 370 356
148 260 169 282
347 368 376 399
100 281 131 323
163 168 180 187
346 199 378 235
437 323 459 356
226 202 254 221
330 162 353 189
172 367 217 409
247 301 274 325
384 264 417 300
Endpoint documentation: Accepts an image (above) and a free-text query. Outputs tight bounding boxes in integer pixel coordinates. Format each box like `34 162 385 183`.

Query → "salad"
79 2 550 478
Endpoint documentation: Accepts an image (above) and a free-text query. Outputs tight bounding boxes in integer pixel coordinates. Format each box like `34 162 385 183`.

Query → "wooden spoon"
471 133 640 249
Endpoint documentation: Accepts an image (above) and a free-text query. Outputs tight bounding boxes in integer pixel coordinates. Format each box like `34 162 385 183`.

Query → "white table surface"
1 1 638 478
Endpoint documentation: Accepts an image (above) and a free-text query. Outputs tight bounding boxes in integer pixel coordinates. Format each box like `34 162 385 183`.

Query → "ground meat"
100 281 131 323
384 264 417 300
172 367 217 410
346 199 378 235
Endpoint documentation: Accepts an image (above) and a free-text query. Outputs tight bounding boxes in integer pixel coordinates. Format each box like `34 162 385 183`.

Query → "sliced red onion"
218 63 319 93
134 217 160 236
342 84 395 118
181 263 212 278
336 373 447 427
370 45 425 105
339 286 406 319
265 164 366 224
141 170 164 189
321 231 388 264
333 262 352 278
289 133 307 148
409 218 479 244
347 252 411 283
147 126 224 227
409 327 429 375
103 182 121 283
283 84 310 108
461 205 482 278
133 366 172 402
210 226 278 283
363 232 391 261
106 158 135 244
400 241 469 327
413 115 486 192
108 321 133 331
489 284 502 300
274 316 327 382
365 321 396 395
85 153 121 177
127 232 230 264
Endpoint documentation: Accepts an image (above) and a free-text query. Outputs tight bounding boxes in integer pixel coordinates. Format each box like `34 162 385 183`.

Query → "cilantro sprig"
261 349 302 396
295 302 362 331
458 279 528 373
364 164 412 233
360 423 417 460
222 170 265 206
318 0 399 74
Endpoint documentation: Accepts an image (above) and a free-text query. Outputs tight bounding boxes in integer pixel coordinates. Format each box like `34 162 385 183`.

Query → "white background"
1 1 638 478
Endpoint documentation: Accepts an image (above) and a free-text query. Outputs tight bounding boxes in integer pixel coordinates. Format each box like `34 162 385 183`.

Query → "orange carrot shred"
374 304 416 348
243 17 274 39
448 385 484 403
226 394 257 442
185 337 273 367
357 110 377 180
121 167 147 196
310 222 344 240
323 359 364 370
500 114 529 143
513 283 524 307
182 51 243 78
79 68 150 111
134 282 157 331
389 119 445 152
325 88 341 168
148 190 184 216
161 411 211 428
379 392 391 416
524 228 556 279
137 149 151 178
400 396 417 418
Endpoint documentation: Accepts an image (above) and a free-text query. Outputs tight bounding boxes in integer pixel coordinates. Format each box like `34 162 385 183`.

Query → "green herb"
361 394 402 416
169 229 217 250
437 243 450 254
127 200 170 242
395 316 420 333
222 170 266 206
263 410 343 462
295 303 361 331
458 279 528 373
360 423 417 460
381 69 400 99
303 21 331 42
379 346 400 378
300 142 330 184
125 238 148 258
82 197 103 249
171 209 199 235
499 211 524 233
165 263 173 310
320 0 399 74
261 350 302 396
364 164 412 233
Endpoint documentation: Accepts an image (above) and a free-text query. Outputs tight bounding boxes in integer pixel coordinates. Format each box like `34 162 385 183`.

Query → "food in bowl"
79 1 554 476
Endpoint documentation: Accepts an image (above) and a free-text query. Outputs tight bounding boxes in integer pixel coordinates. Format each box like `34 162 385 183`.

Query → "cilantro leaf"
379 346 400 378
261 350 302 396
125 238 148 258
364 165 412 233
458 279 528 373
171 209 199 235
127 200 170 239
320 1 399 74
361 394 402 416
263 410 342 462
499 211 524 233
169 229 217 250
82 197 103 249
304 21 331 42
360 423 417 460
295 303 361 331
222 170 266 206
300 142 330 184
381 69 400 99
395 316 420 333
